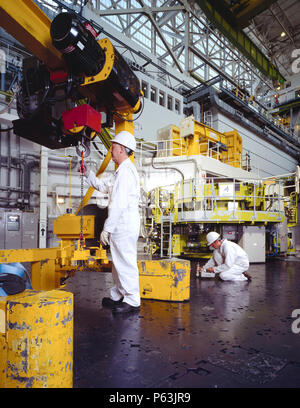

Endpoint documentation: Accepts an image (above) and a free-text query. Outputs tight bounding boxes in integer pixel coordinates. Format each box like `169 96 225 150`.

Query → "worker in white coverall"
203 232 252 281
82 131 141 314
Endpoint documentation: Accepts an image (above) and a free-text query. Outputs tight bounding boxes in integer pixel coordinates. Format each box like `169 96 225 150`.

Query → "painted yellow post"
114 112 136 163
0 290 73 388
31 259 57 292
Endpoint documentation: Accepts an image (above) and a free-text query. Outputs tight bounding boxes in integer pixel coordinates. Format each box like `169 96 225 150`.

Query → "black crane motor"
50 12 106 77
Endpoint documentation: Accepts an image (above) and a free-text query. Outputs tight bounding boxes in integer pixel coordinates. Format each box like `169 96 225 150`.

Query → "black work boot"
102 297 123 308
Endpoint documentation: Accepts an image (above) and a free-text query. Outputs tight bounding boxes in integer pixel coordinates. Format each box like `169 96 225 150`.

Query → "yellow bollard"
0 290 73 388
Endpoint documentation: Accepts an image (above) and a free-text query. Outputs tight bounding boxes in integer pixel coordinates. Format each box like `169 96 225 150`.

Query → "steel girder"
35 0 280 100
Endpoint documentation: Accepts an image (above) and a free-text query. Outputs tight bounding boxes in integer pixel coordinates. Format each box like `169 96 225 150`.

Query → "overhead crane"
0 0 143 291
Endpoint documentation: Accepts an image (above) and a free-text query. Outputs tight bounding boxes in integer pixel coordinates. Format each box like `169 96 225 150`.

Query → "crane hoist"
0 1 142 156
0 0 143 291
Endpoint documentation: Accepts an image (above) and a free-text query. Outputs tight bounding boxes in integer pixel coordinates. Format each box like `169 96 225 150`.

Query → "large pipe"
151 154 185 181
22 154 78 205
23 160 39 205
0 155 24 207
21 153 79 169
0 153 78 208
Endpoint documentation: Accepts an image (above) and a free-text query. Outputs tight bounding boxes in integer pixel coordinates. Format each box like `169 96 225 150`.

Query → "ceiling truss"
5 0 278 104
84 0 275 99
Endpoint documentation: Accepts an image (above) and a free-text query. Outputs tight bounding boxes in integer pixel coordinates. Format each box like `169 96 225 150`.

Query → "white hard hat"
112 131 136 152
206 231 220 246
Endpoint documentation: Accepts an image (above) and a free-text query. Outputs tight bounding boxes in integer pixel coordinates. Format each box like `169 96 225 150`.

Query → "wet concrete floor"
64 258 300 388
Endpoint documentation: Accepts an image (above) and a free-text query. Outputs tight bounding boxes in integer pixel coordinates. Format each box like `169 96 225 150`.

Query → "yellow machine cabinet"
53 213 95 239
222 129 242 168
157 124 183 157
0 290 73 388
138 258 190 302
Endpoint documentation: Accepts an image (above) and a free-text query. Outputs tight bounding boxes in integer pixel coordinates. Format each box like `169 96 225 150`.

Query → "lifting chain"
79 150 85 248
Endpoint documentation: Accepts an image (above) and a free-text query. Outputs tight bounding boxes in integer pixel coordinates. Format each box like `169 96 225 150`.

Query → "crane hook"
76 137 90 158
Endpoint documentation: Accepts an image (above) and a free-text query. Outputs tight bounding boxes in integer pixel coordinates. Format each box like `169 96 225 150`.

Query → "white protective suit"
85 158 141 306
203 239 249 281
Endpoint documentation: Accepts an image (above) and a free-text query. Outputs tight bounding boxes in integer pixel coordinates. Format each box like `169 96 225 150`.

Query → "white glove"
100 230 110 246
78 164 90 178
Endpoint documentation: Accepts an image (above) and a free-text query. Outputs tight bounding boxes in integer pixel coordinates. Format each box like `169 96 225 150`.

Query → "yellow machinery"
180 116 242 167
0 223 108 291
222 129 243 168
284 191 298 228
180 116 227 160
283 187 298 255
145 118 299 259
157 116 243 168
146 177 286 258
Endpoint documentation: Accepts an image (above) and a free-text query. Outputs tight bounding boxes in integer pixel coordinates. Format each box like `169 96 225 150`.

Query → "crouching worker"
203 232 252 282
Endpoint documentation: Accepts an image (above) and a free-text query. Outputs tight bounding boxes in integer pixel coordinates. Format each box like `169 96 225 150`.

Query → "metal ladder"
160 217 173 258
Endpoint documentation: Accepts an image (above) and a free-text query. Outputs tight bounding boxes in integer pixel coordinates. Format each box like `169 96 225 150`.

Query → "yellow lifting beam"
0 243 108 291
0 0 64 71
